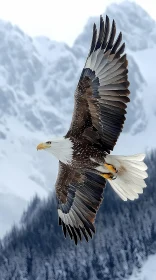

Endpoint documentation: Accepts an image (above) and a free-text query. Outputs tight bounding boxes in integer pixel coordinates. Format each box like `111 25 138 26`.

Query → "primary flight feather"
37 15 148 245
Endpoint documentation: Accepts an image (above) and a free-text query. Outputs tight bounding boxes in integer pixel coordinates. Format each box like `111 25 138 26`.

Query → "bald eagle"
37 15 148 244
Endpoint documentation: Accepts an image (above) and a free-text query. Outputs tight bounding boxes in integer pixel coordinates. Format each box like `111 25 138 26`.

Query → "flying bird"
37 15 148 245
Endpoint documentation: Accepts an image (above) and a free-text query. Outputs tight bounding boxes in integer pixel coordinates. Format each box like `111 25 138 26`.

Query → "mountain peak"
74 1 156 52
106 0 156 50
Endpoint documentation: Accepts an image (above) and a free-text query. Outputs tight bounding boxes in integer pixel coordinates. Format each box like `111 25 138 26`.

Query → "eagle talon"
101 173 116 180
104 163 117 173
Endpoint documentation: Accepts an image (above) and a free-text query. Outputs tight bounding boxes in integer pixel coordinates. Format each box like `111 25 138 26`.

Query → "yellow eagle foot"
101 173 116 180
104 163 117 174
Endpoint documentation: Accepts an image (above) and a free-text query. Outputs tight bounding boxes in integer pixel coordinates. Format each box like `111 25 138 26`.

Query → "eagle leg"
104 163 117 174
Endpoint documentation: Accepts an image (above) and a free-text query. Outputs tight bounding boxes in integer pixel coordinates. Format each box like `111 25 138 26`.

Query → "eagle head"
36 138 73 164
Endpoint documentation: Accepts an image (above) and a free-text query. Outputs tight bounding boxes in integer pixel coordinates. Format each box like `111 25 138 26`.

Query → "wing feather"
56 162 106 244
66 15 130 153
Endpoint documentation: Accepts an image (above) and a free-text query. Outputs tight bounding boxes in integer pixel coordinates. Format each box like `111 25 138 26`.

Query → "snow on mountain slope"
114 46 156 155
0 192 27 237
106 1 156 50
128 254 156 280
0 1 156 238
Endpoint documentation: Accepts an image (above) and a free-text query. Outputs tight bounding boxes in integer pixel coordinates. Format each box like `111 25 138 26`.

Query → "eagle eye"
46 141 52 145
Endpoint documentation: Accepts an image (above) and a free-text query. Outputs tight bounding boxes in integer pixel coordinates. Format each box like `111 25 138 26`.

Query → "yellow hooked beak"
37 142 51 151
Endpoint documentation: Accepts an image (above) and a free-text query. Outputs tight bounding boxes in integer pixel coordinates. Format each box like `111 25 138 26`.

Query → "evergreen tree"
0 151 156 279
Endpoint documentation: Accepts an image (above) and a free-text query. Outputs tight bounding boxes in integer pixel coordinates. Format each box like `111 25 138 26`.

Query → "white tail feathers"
105 154 148 201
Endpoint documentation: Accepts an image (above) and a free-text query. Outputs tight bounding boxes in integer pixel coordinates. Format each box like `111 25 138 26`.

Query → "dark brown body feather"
70 136 106 168
56 15 130 244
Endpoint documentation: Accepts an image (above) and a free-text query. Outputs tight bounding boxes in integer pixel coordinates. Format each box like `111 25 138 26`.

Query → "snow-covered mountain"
0 1 156 238
129 255 156 280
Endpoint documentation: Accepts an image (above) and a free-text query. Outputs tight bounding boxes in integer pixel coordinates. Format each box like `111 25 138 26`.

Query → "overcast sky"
0 0 155 46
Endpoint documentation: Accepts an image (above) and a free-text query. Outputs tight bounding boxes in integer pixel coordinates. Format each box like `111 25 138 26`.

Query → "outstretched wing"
55 162 106 244
66 15 130 153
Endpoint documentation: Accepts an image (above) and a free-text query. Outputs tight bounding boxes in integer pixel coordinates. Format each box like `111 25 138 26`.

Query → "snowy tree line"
0 151 156 280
